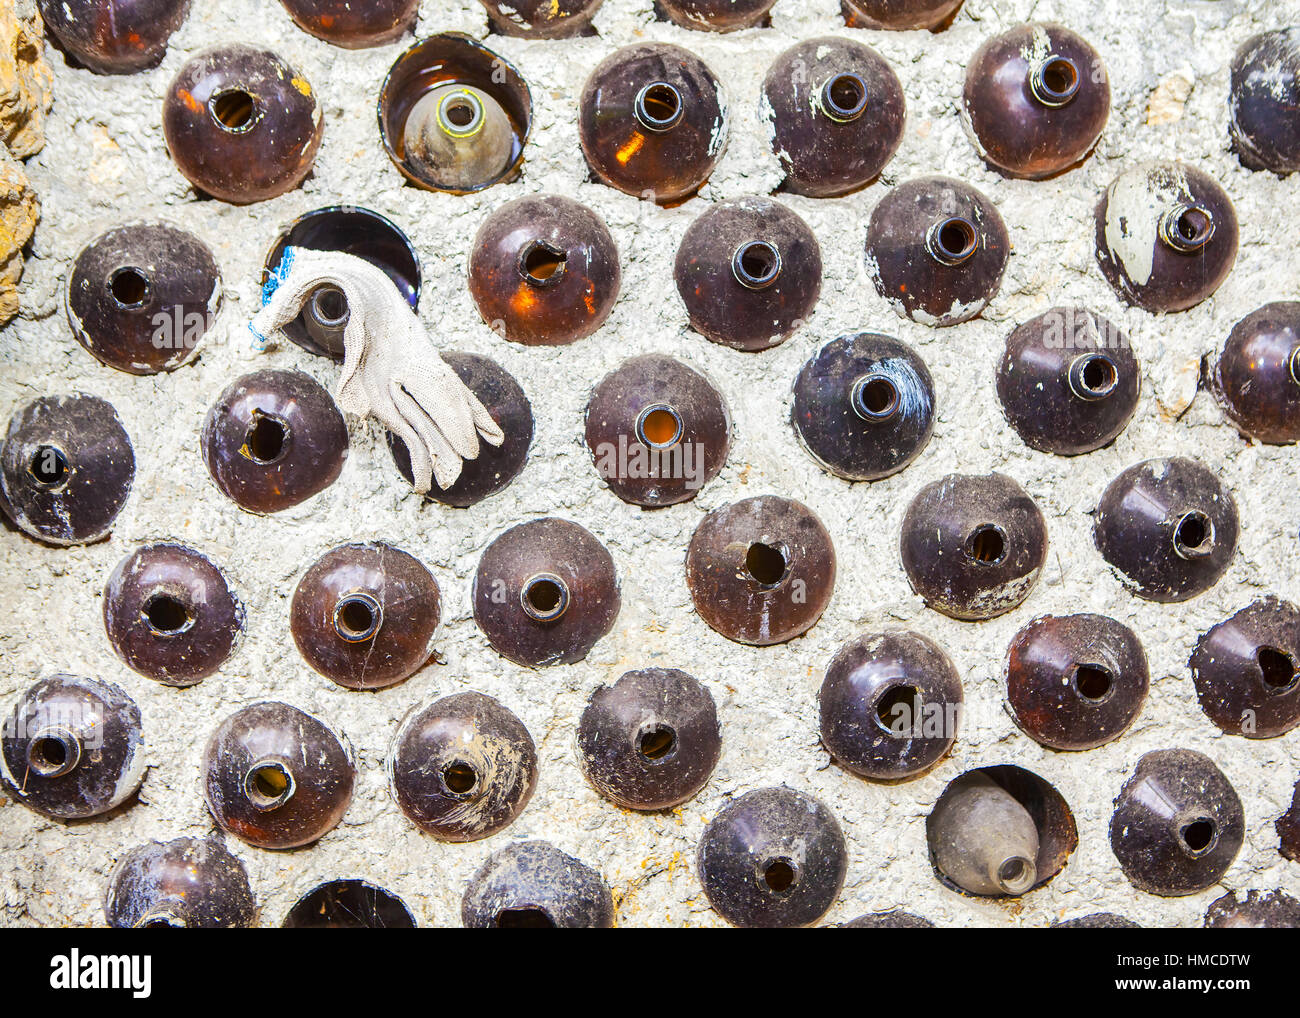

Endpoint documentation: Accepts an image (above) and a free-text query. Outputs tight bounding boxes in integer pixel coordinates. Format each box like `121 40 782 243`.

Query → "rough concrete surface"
1 0 1298 927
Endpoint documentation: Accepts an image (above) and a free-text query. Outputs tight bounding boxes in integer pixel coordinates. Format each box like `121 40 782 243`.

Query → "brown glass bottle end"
674 196 822 351
1005 613 1149 750
841 0 963 31
290 542 441 690
865 175 1009 327
1093 457 1239 603
1094 161 1238 313
0 393 135 546
900 472 1047 621
686 495 836 646
763 36 906 197
962 23 1110 179
1110 748 1244 896
996 308 1139 455
1189 598 1300 739
584 354 731 506
389 692 537 841
203 701 355 850
1211 301 1300 444
579 42 727 203
280 0 419 48
67 224 220 374
472 517 620 667
468 194 621 346
162 45 323 204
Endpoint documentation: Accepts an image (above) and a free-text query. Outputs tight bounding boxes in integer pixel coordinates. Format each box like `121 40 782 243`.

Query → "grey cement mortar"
1 0 1298 928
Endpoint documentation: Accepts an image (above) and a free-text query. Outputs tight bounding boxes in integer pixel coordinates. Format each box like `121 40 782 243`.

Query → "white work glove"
249 247 504 493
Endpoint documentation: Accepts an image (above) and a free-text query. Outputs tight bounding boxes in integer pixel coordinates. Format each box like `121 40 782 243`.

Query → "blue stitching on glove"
249 247 298 350
262 246 296 306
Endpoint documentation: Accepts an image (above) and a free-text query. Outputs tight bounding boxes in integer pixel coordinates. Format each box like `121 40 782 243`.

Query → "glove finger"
401 374 483 461
386 412 435 494
469 395 505 447
390 383 467 489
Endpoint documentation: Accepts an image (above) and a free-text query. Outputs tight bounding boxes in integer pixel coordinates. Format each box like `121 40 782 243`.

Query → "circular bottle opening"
875 683 923 737
309 286 349 327
520 573 570 622
1071 663 1114 703
27 445 70 489
208 88 261 134
441 759 480 797
637 723 677 762
1178 816 1217 857
518 239 567 287
731 241 782 290
1067 353 1119 401
26 727 81 779
1289 346 1300 387
759 856 799 894
436 89 484 138
996 855 1036 895
1257 646 1299 694
333 592 383 643
109 266 151 310
821 72 869 122
142 593 195 637
244 760 296 811
850 374 900 422
963 524 1007 565
1172 510 1213 559
744 541 787 587
634 403 684 449
242 410 289 465
1029 55 1081 107
926 216 979 265
633 81 684 133
495 906 557 928
283 879 416 929
135 909 188 929
1160 204 1215 252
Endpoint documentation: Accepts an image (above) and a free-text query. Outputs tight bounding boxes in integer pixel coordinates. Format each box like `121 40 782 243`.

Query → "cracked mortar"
1 0 1298 927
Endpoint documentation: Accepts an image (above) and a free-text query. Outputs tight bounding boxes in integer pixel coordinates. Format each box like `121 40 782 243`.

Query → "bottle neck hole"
27 445 70 489
109 267 151 309
850 374 900 421
759 857 799 894
744 541 787 587
927 217 979 265
821 72 869 122
1071 664 1114 703
244 760 296 811
635 403 684 449
441 759 480 797
1172 510 1214 559
634 81 684 133
142 593 195 637
636 722 677 762
521 573 570 622
1160 204 1215 252
731 240 782 290
1068 353 1119 401
26 728 81 778
518 240 567 287
209 88 261 134
1029 55 1080 107
1257 646 1299 694
963 524 1006 565
243 410 289 465
1178 816 1217 857
334 592 383 643
436 89 485 139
